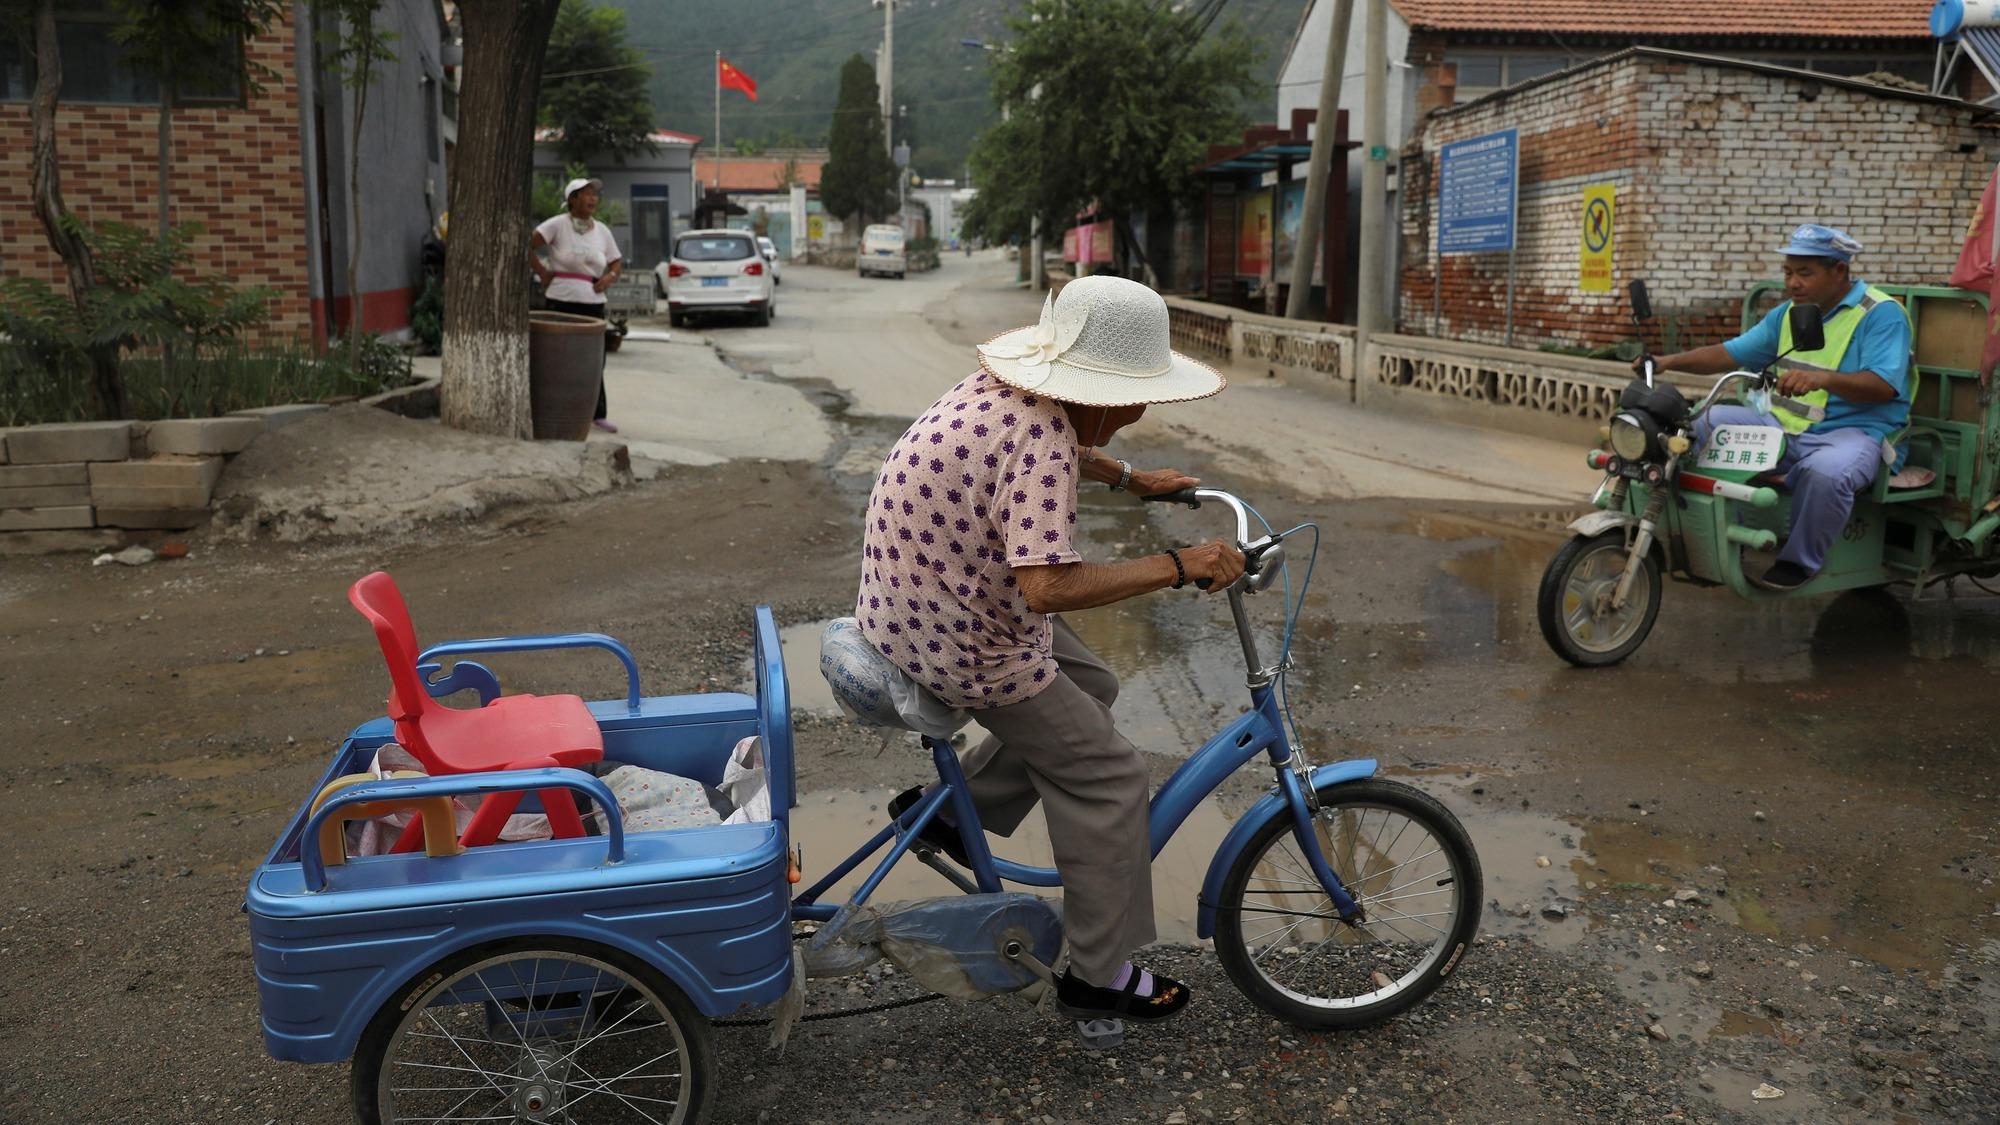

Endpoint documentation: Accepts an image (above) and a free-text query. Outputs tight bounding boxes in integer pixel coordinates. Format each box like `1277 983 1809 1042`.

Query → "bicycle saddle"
818 617 971 740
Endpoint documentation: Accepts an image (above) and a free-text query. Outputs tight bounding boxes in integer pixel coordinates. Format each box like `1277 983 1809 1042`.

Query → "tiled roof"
1391 0 1933 39
693 156 826 192
533 128 703 147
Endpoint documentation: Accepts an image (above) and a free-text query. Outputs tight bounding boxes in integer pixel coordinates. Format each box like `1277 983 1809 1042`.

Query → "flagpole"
714 50 722 191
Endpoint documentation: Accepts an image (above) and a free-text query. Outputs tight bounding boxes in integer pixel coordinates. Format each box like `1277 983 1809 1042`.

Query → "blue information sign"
1438 129 1518 254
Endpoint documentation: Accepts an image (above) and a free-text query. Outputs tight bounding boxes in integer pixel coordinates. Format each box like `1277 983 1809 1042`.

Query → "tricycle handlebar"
1141 486 1259 548
1688 369 1771 424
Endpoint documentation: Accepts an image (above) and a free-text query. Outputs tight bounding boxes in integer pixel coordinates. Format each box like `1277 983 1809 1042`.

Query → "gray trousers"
957 616 1154 986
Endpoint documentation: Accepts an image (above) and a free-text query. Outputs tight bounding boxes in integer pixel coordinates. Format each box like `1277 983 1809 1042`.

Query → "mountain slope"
604 0 1311 178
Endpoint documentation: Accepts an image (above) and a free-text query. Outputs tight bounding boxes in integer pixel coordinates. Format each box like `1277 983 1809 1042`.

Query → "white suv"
656 229 776 327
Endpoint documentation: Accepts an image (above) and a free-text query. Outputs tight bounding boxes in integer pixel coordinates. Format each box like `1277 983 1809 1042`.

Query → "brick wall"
1401 55 2000 353
0 15 311 340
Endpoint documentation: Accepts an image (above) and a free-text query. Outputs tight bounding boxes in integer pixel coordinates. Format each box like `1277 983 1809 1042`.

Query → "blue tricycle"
247 488 1482 1124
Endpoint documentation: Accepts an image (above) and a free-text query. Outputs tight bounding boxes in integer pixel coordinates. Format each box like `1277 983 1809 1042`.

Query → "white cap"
563 177 602 201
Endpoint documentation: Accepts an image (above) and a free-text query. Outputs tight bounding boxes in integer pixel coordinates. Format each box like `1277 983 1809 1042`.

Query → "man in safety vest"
1645 223 1912 590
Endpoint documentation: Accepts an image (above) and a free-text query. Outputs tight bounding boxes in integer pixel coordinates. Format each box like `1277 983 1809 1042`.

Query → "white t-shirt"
535 213 623 306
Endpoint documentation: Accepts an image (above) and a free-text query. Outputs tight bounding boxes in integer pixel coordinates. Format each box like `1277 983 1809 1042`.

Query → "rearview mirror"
1628 280 1652 323
1787 302 1826 353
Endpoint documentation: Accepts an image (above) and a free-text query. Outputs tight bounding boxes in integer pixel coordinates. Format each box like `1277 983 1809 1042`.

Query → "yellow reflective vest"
1770 287 1913 435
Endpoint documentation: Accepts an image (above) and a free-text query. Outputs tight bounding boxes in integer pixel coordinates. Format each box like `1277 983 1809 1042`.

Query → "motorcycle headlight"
1608 411 1657 462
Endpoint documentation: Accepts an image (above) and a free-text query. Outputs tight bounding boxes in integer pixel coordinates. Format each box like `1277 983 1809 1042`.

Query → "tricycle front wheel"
1214 778 1482 1030
351 937 713 1125
1537 530 1661 666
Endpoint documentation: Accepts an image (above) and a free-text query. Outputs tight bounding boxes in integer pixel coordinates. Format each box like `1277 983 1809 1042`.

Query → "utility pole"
1284 0 1354 321
1355 0 1389 341
1029 81 1045 291
878 0 895 158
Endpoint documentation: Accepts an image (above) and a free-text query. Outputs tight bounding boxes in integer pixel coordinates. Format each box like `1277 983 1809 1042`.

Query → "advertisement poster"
1579 183 1616 292
1273 181 1325 287
1236 189 1273 278
1064 226 1083 262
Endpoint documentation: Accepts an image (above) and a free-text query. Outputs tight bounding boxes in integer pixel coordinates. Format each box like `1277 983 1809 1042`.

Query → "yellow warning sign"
807 214 826 242
1580 184 1615 293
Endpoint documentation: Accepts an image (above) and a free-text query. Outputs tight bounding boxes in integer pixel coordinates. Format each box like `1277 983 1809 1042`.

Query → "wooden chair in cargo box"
346 571 603 851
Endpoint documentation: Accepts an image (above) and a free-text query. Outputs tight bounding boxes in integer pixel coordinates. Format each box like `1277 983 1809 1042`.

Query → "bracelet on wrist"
1165 547 1186 589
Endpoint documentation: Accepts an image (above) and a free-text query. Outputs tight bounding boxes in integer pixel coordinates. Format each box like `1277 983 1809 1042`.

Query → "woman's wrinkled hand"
1130 467 1198 497
1178 539 1246 593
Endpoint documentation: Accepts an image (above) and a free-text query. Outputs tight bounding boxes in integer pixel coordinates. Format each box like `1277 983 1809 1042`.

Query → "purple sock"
1106 962 1153 993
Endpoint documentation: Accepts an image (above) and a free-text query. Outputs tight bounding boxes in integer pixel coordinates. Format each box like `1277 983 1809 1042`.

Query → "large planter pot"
528 310 605 441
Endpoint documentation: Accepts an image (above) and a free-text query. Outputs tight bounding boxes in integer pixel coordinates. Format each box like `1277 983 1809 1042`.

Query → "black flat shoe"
1756 561 1813 591
1056 967 1191 1023
888 786 970 867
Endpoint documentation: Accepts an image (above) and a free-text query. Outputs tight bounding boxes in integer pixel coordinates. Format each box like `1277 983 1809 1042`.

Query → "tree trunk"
440 0 564 439
159 57 175 384
157 48 172 236
27 0 124 419
347 44 371 373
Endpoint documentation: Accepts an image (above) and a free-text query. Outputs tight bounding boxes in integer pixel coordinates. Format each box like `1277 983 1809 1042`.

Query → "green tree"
818 54 897 229
112 0 283 235
6 0 124 416
539 0 653 169
309 0 398 372
962 0 1257 256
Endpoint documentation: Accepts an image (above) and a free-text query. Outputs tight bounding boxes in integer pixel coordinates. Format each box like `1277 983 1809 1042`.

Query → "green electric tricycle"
1539 280 2000 666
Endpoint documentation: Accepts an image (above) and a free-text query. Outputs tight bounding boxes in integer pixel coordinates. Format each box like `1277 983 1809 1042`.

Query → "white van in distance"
858 224 906 279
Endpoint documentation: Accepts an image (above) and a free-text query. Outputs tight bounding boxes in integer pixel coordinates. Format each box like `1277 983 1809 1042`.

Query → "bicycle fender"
1566 510 1638 538
1196 759 1378 940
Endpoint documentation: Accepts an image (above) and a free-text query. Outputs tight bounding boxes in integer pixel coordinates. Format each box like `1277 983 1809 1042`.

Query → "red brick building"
1397 49 1999 351
2 10 311 337
2 1 453 345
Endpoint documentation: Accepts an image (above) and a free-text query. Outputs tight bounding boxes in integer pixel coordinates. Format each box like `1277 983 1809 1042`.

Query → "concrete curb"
363 376 442 419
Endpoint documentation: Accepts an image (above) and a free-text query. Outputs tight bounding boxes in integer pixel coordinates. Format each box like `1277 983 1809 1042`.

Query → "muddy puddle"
762 496 1996 988
787 788 1240 945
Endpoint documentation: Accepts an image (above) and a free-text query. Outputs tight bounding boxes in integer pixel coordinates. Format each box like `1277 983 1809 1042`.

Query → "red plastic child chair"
347 571 604 850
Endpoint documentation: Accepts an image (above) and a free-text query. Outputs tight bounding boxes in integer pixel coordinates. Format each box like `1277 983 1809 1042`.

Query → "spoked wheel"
1537 530 1662 666
352 938 713 1125
1215 779 1482 1030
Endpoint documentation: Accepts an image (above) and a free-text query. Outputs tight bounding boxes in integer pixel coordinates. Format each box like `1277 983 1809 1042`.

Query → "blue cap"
1777 223 1863 262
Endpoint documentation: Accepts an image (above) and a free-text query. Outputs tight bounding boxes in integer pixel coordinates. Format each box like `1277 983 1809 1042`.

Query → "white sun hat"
563 177 603 200
976 275 1225 407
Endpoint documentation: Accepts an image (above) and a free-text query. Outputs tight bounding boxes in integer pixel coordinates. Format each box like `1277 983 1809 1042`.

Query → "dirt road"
0 256 1992 1124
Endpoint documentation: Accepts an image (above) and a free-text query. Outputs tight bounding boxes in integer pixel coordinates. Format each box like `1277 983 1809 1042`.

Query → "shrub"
410 274 444 354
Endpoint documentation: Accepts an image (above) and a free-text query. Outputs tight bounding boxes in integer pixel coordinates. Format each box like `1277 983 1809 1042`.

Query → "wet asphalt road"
0 260 1994 1123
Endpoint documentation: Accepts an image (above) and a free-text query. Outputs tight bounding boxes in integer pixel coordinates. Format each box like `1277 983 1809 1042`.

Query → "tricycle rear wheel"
1214 779 1482 1030
351 936 713 1125
1537 530 1661 666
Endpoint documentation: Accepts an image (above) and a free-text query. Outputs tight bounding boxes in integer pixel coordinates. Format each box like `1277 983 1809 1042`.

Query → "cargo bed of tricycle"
246 607 797 1066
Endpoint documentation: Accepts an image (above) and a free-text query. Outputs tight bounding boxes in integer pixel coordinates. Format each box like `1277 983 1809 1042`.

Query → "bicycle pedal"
1074 1017 1124 1050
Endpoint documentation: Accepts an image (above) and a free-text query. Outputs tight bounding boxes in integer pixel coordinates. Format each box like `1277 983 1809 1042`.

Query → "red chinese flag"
718 57 758 101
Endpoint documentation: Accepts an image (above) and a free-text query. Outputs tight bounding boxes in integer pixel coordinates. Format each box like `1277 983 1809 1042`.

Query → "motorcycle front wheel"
1537 530 1662 666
